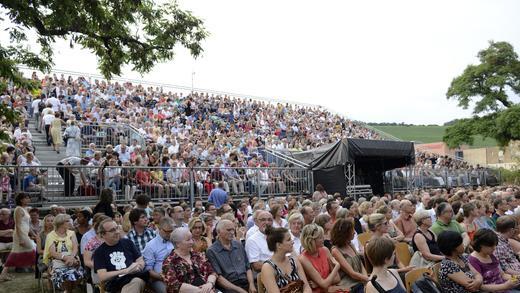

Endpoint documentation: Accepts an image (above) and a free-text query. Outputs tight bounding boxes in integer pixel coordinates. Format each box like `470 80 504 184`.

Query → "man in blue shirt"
142 217 175 293
208 182 228 209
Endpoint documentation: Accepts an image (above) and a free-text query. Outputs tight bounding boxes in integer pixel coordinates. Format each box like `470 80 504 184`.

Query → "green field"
372 125 498 148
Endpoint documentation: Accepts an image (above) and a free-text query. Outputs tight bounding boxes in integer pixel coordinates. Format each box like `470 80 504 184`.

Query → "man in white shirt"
245 210 273 275
31 96 41 129
46 95 60 112
42 111 55 146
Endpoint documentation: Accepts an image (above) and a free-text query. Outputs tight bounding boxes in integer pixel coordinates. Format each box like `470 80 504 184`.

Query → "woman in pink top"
299 223 349 293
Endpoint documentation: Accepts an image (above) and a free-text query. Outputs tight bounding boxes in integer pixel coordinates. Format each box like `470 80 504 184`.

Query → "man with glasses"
207 219 256 293
394 199 417 244
126 209 156 253
431 202 470 249
142 217 175 293
169 205 188 229
245 210 273 274
93 219 149 293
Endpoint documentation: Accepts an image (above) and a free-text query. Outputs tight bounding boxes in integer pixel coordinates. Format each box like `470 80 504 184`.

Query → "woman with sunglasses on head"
261 226 312 293
365 237 406 293
189 217 211 253
299 223 347 293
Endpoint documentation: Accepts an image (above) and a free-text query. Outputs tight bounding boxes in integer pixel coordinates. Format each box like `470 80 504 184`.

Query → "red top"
302 246 330 293
0 218 14 243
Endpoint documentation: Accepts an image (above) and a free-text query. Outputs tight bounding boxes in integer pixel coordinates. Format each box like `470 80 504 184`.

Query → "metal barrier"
1 165 313 207
385 167 502 192
79 122 146 151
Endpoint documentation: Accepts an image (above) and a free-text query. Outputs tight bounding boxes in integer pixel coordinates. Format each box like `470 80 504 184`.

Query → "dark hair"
494 199 504 210
452 201 462 216
79 209 93 221
99 188 114 204
315 184 324 192
437 231 463 256
435 202 451 217
331 218 354 247
496 215 517 233
15 193 30 206
265 226 288 252
135 194 150 206
129 208 146 226
29 208 39 215
471 228 498 252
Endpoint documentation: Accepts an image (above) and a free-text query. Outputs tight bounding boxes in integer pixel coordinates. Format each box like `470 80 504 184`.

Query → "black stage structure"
293 139 415 198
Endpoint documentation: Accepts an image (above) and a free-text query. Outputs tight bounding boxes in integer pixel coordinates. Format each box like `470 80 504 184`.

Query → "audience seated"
261 226 312 293
437 230 482 293
365 237 406 293
161 227 217 292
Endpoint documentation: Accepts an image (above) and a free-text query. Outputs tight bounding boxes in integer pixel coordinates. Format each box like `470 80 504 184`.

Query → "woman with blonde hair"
43 214 85 292
299 224 344 293
314 213 333 250
376 205 404 243
188 217 211 253
366 213 414 275
270 204 288 228
359 201 373 232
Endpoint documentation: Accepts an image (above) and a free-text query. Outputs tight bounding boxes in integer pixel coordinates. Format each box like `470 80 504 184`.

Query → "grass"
2 272 39 293
372 125 498 148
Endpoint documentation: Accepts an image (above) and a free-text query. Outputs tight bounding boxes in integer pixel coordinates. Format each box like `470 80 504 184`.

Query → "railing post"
257 168 262 199
189 168 195 208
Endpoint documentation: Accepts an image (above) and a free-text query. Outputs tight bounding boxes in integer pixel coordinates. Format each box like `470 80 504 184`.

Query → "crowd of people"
0 184 519 293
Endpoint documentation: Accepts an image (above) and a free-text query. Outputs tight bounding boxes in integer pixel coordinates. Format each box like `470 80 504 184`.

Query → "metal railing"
385 167 501 191
79 122 146 151
1 164 313 207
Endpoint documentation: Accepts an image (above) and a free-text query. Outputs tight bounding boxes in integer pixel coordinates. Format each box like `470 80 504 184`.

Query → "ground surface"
3 272 39 292
373 125 498 148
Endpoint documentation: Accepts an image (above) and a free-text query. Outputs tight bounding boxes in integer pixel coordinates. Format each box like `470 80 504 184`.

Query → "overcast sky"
13 0 520 125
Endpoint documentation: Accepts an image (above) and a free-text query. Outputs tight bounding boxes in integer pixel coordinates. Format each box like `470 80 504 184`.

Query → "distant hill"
370 125 498 148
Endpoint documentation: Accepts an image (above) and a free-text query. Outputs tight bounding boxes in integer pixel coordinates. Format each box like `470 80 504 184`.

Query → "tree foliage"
0 0 208 145
444 41 520 148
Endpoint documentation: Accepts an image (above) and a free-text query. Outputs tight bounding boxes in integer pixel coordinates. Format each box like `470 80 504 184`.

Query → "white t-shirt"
47 97 60 112
245 230 273 265
42 114 55 125
31 99 41 113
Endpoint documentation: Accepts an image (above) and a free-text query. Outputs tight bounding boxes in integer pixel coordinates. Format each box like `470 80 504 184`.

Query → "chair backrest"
395 242 412 266
431 262 441 286
358 231 372 248
257 273 266 293
405 267 431 293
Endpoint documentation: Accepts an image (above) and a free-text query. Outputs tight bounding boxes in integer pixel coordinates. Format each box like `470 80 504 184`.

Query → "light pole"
191 71 195 96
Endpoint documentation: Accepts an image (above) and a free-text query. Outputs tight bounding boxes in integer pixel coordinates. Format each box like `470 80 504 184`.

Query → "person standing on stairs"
42 106 55 146
51 112 66 154
64 120 81 157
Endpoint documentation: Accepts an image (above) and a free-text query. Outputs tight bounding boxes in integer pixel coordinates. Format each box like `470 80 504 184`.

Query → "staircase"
28 119 98 208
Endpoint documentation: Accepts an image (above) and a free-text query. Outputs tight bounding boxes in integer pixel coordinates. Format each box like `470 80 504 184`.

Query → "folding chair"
257 273 266 293
395 242 412 266
357 232 372 248
405 267 431 293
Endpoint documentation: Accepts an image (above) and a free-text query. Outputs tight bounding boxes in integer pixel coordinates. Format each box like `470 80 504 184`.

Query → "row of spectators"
1 185 520 293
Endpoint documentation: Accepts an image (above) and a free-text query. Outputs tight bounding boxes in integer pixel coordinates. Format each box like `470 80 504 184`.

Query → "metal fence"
385 167 501 192
79 122 146 152
0 165 313 206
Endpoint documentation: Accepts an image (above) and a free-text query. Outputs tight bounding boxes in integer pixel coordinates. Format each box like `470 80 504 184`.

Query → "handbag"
190 264 206 287
410 251 434 268
279 279 304 293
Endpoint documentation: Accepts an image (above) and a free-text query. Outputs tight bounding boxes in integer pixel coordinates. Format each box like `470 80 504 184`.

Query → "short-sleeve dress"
439 255 475 293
